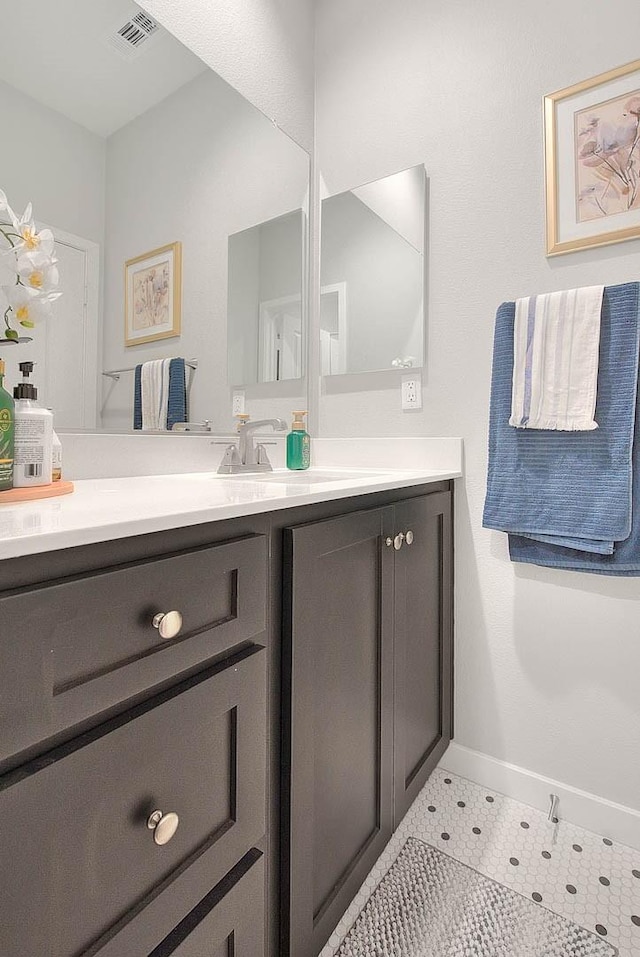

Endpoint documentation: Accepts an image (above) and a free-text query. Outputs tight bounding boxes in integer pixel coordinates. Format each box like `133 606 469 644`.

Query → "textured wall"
143 0 315 152
315 0 640 810
0 78 105 243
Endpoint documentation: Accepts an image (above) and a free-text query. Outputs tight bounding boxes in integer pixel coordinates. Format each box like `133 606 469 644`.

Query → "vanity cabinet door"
393 491 453 825
0 644 266 957
281 507 394 957
149 850 265 957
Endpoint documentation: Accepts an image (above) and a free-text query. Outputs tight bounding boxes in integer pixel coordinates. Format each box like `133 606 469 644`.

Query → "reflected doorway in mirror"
259 295 303 382
320 283 347 376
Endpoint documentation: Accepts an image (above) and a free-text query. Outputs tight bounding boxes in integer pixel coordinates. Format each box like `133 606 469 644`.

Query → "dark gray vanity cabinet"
280 489 454 957
0 481 453 957
0 530 270 957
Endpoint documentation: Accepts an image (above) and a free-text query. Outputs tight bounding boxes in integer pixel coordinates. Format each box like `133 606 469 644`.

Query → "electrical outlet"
401 375 422 410
232 391 245 415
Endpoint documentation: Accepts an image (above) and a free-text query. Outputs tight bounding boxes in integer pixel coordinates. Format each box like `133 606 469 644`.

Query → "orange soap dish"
0 481 74 504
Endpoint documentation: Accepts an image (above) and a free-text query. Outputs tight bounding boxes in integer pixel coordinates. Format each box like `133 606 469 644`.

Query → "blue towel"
133 364 142 430
509 367 640 573
133 359 186 430
483 283 640 560
167 358 187 430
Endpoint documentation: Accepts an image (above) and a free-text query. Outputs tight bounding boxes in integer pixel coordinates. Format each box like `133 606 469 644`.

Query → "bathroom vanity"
0 466 456 957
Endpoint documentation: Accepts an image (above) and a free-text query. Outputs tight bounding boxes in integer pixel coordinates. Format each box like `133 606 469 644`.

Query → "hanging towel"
482 282 640 558
509 285 604 431
133 358 187 430
140 358 171 431
167 358 187 430
509 371 640 574
133 365 142 430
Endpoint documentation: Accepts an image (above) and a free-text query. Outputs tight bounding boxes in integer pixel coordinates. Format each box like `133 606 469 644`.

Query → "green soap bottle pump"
286 410 310 470
0 358 15 490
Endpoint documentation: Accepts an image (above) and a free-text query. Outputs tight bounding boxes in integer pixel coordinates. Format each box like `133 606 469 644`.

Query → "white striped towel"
509 285 604 431
141 358 172 430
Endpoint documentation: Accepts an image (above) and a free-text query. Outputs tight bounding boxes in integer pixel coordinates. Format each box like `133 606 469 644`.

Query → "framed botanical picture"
545 59 640 255
124 241 182 346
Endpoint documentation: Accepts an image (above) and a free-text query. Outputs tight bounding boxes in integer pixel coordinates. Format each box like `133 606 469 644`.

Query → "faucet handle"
255 443 272 466
235 413 250 432
218 443 242 472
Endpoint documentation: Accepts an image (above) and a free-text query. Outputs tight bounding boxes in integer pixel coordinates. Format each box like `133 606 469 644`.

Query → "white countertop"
0 466 460 560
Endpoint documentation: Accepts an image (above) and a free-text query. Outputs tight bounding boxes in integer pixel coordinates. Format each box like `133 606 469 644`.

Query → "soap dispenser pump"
13 361 53 487
286 411 310 470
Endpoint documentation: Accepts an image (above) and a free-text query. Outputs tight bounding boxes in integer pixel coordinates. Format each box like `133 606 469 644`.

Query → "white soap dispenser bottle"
13 361 53 487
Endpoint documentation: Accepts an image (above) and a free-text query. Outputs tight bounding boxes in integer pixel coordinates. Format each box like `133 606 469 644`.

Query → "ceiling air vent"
106 9 161 61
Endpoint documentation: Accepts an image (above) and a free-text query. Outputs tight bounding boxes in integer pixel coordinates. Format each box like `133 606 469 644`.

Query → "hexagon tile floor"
320 768 640 957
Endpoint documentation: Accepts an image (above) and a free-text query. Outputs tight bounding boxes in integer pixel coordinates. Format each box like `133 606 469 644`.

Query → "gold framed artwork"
124 241 182 346
545 59 640 255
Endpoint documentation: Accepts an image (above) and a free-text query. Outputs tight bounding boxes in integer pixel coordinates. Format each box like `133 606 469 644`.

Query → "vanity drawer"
0 533 266 765
149 849 265 957
0 643 266 957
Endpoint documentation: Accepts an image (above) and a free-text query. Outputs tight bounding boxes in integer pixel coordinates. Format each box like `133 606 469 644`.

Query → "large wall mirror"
0 0 309 432
320 165 426 376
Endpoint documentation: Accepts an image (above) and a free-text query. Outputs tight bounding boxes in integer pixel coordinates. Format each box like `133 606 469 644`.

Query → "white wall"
102 69 308 430
228 228 261 386
142 0 315 152
315 0 640 812
0 78 105 244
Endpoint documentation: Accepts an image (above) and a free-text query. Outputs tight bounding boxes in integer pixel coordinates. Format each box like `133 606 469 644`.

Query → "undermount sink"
228 469 387 484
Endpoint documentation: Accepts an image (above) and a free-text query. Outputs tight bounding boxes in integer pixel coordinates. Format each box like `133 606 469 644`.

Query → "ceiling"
0 0 207 137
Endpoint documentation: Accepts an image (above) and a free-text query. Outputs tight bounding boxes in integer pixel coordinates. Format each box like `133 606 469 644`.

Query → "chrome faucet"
217 417 287 474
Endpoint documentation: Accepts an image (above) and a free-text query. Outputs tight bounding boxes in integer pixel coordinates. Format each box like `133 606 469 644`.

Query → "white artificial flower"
17 252 59 293
4 284 60 328
8 202 54 257
0 188 60 337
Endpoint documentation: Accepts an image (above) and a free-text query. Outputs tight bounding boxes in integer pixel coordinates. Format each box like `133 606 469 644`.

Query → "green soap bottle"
0 358 15 490
286 410 310 470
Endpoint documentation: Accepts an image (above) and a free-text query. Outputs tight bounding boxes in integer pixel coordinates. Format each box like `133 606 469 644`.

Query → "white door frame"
258 293 303 382
320 281 348 375
43 223 100 428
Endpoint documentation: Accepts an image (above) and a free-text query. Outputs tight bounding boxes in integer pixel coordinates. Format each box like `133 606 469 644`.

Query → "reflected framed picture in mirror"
124 241 182 347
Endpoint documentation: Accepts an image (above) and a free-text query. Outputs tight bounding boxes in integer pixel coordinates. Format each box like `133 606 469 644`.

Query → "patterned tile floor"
320 768 640 957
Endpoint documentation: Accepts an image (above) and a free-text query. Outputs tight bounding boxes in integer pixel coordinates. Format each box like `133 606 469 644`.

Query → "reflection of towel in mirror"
166 358 187 430
134 358 187 430
509 285 604 431
143 359 171 431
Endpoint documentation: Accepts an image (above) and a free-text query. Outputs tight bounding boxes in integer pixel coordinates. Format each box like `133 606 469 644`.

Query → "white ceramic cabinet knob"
152 610 183 640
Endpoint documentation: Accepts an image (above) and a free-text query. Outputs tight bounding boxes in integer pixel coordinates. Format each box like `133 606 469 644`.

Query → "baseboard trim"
439 742 640 852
